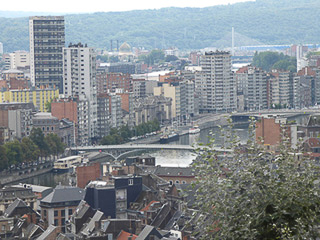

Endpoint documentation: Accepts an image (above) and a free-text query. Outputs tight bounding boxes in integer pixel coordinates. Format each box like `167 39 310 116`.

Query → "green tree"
252 51 297 72
21 137 40 162
29 128 48 157
165 55 179 62
191 120 320 239
45 99 53 112
4 140 23 166
45 133 65 157
139 50 165 66
0 145 8 170
100 135 115 145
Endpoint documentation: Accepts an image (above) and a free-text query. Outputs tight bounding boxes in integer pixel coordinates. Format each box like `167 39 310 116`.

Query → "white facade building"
195 51 236 112
63 43 97 144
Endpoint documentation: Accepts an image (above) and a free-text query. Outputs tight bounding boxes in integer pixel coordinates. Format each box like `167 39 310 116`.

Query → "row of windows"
168 180 187 185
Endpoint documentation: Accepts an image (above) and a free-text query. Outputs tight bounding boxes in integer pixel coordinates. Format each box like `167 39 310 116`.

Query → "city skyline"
1 0 254 14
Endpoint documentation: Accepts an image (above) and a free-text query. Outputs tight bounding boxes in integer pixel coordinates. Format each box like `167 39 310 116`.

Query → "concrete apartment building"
9 51 30 70
2 54 11 70
29 16 65 91
97 94 110 139
0 102 35 140
132 79 147 99
63 43 97 144
269 70 293 108
293 66 320 108
110 93 123 128
51 97 90 146
195 51 236 113
0 88 59 112
235 66 267 111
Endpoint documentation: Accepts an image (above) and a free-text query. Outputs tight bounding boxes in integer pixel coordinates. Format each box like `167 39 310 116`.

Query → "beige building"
154 83 179 119
1 69 25 81
9 51 30 70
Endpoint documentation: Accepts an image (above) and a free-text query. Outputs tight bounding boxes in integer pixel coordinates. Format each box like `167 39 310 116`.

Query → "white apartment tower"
195 51 236 112
235 66 267 111
29 16 65 91
63 43 97 144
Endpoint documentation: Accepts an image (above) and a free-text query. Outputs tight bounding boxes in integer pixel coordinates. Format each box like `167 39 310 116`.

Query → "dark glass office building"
29 16 65 93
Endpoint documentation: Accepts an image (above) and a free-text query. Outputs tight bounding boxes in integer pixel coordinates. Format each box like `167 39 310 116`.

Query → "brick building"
256 117 281 147
51 98 80 145
97 72 132 94
51 99 78 123
76 163 101 188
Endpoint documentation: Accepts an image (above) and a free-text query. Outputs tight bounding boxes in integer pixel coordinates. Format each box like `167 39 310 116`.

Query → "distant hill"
0 11 64 18
1 0 320 52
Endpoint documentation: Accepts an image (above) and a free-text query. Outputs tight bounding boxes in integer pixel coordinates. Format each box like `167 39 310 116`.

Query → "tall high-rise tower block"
29 16 65 92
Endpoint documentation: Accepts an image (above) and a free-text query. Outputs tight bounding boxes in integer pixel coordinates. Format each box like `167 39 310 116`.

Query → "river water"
20 125 249 187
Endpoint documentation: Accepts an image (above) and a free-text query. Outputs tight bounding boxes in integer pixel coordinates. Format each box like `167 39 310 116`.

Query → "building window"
54 210 58 217
43 210 47 217
68 209 73 216
54 219 58 226
129 179 133 185
169 180 173 185
61 209 65 217
175 180 180 184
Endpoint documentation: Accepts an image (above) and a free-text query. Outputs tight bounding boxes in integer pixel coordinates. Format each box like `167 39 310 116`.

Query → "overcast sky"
1 0 254 13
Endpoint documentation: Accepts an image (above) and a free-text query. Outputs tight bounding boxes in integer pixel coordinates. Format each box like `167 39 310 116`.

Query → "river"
19 124 249 187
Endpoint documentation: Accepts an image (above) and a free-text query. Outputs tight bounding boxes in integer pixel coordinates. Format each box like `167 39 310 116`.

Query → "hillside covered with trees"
1 0 320 52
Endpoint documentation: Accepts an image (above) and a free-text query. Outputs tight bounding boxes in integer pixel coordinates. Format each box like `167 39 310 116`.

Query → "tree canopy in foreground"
191 120 320 239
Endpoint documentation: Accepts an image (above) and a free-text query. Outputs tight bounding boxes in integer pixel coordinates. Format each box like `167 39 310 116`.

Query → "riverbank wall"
0 162 54 186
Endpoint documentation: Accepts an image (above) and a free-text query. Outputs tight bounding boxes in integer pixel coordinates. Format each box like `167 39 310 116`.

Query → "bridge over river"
70 144 233 160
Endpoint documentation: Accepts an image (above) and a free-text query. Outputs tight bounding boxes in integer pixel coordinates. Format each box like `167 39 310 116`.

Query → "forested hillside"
1 0 320 52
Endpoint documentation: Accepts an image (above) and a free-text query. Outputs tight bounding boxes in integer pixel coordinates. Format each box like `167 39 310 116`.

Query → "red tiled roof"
140 200 160 212
117 230 138 240
236 66 249 73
